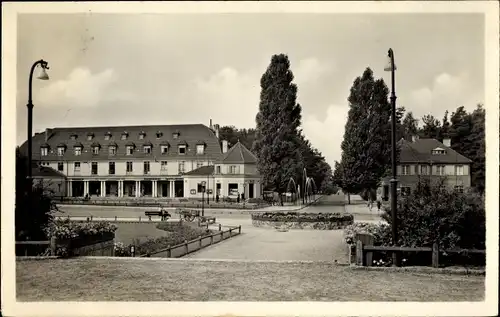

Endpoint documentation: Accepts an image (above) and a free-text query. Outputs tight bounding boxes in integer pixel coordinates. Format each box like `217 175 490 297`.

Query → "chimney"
222 140 228 153
209 119 213 130
411 135 419 143
443 138 451 147
45 129 49 142
214 124 220 139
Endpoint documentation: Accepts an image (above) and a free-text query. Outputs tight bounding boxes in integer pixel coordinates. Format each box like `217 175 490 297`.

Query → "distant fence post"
198 236 202 249
114 216 117 221
229 228 233 238
210 234 214 245
218 224 222 231
50 236 56 256
238 225 241 234
184 240 188 254
220 231 224 241
432 242 439 268
139 216 141 222
166 245 171 258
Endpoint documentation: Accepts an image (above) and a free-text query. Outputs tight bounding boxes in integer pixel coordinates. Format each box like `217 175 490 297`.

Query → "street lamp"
201 181 206 217
384 48 399 266
27 60 50 193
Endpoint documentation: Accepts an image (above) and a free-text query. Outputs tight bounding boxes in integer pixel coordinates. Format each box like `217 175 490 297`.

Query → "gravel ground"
16 258 485 301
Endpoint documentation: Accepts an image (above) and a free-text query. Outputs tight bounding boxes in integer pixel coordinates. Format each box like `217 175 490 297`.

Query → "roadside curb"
348 265 485 276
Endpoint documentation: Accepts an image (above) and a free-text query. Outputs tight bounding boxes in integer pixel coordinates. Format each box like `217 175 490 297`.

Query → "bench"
144 210 171 221
199 216 216 224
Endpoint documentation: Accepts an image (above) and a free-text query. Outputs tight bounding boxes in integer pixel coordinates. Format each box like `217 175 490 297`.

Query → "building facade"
20 122 262 199
378 137 472 200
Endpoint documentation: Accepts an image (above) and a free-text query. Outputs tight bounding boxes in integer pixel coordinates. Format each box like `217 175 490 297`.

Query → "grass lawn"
16 258 484 301
113 222 172 245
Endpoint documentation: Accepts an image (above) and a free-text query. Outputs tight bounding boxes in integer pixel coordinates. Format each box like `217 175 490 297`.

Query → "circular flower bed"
251 212 354 230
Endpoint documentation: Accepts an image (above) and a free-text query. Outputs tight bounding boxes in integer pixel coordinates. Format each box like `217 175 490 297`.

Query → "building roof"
183 165 215 176
32 165 67 179
20 124 223 162
217 141 257 164
398 138 472 164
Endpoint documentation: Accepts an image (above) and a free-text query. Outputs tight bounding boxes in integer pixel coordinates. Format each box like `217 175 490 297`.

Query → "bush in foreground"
252 212 354 223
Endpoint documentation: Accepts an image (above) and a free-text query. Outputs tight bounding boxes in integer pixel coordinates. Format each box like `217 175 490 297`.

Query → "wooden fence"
16 238 55 256
353 233 485 268
140 225 242 258
16 234 115 257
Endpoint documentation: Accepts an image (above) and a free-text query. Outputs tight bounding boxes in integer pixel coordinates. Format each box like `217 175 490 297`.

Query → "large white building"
20 122 263 200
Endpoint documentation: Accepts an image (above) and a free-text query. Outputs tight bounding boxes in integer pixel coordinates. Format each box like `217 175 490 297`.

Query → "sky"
16 13 485 167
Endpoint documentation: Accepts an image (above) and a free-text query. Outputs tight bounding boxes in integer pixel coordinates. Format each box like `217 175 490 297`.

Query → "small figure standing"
237 193 240 203
216 194 219 203
377 200 381 212
368 199 373 211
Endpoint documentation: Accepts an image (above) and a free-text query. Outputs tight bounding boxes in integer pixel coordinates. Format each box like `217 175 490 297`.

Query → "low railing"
16 239 55 256
140 225 242 258
353 233 485 268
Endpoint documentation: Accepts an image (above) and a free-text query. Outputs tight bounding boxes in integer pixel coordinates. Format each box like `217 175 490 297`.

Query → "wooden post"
139 216 141 222
166 245 171 258
218 223 222 231
199 236 202 249
114 216 117 221
229 228 233 238
432 242 439 268
210 234 214 245
220 231 223 240
50 236 56 256
238 225 241 234
355 233 374 266
356 240 364 266
184 240 188 254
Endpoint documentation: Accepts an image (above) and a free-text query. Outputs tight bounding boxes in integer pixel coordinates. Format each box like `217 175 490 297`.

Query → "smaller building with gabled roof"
378 136 472 201
183 140 262 199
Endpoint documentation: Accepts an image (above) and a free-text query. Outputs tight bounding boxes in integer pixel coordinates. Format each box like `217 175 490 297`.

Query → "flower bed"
251 212 354 230
119 221 214 256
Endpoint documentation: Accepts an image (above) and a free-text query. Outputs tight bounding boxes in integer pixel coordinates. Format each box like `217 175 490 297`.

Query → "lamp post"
201 181 206 217
27 60 50 194
384 48 399 266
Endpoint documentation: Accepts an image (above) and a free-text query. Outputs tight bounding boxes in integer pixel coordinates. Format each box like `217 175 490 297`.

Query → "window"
216 166 221 174
41 147 48 156
228 183 238 196
454 185 464 193
196 145 204 155
87 134 94 141
144 146 152 154
196 161 203 169
229 165 239 174
178 161 185 174
92 146 100 155
74 162 81 172
401 187 411 196
420 165 429 175
126 146 134 155
456 165 464 176
91 162 98 175
161 145 168 154
197 183 206 193
173 132 179 139
156 132 163 139
121 133 128 140
57 147 65 156
74 147 82 156
432 149 446 155
109 162 115 175
57 162 64 172
70 134 77 140
401 165 410 175
109 146 117 156
161 161 168 171
143 161 150 174
178 146 186 155
104 133 112 140
436 165 445 176
126 162 133 173
139 132 146 139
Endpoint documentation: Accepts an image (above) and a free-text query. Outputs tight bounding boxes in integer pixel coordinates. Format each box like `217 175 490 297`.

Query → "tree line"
332 67 485 199
219 54 336 203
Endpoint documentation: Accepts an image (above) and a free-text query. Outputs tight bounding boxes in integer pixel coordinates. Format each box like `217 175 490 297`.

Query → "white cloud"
409 72 481 118
294 57 334 85
302 104 349 167
38 67 136 109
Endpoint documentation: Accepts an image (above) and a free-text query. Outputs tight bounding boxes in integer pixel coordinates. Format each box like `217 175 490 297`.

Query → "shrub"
252 212 353 223
382 178 485 250
114 242 131 257
343 222 392 246
44 219 118 239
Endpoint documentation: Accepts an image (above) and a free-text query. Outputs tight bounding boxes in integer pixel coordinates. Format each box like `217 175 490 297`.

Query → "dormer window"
70 133 78 141
139 131 146 140
173 130 180 139
57 144 66 156
92 146 99 155
160 142 170 155
431 148 446 155
178 145 186 155
104 132 112 140
73 143 83 156
87 133 94 141
196 144 205 155
156 131 163 139
126 142 135 155
40 145 49 156
109 146 117 155
121 132 129 140
143 143 152 154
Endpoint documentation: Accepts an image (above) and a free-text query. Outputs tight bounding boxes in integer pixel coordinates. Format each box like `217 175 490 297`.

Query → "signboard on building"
190 189 196 195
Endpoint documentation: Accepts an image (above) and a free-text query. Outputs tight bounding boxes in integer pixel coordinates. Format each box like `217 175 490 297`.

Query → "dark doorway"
248 183 254 199
216 183 221 195
174 180 184 197
382 185 389 201
89 181 100 197
72 181 84 197
161 183 168 197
